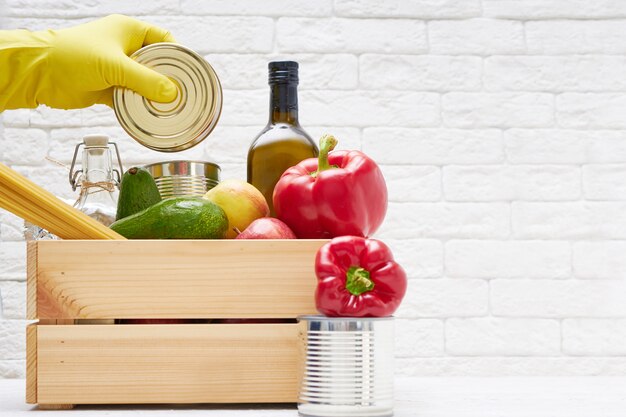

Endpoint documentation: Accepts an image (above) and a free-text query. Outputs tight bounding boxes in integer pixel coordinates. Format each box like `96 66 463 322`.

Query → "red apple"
235 217 296 239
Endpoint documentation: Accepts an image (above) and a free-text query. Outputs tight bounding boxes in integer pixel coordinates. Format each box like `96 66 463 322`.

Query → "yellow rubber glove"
0 14 177 111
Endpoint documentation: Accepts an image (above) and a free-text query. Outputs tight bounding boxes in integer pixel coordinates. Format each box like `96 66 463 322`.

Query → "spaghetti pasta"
0 163 125 240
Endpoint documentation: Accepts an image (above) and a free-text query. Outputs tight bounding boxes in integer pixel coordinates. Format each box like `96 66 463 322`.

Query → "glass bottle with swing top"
69 134 123 226
24 134 123 240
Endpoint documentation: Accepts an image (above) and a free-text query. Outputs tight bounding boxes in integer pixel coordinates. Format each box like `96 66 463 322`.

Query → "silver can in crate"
298 316 394 417
113 43 222 152
144 160 220 199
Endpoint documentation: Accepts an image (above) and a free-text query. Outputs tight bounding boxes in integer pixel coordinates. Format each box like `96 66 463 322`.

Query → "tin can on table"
113 43 222 152
298 316 394 417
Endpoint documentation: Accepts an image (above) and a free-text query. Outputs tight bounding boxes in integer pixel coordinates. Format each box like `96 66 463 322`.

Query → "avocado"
110 197 228 239
116 167 162 220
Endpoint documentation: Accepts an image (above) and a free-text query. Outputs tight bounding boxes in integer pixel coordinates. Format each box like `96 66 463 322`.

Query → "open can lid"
113 43 222 153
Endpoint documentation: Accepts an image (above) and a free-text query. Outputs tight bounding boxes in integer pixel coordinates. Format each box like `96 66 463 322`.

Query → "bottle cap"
268 61 299 84
82 134 109 147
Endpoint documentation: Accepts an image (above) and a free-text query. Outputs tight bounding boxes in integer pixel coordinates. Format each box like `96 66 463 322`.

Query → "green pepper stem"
310 134 338 177
318 134 338 172
345 266 375 296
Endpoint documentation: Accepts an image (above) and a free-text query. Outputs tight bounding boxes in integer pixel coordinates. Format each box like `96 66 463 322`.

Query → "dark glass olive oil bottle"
247 61 318 215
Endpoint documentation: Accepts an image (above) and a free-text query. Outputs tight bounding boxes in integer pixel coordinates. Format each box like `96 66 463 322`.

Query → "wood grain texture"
33 320 75 408
25 324 36 404
26 241 37 320
36 323 304 404
34 239 326 319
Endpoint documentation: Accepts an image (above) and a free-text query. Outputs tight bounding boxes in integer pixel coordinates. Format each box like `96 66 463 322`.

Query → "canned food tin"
298 316 394 417
145 160 220 199
113 43 222 152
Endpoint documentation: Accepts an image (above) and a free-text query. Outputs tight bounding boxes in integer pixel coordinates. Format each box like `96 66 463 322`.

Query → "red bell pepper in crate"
273 135 387 239
315 236 407 317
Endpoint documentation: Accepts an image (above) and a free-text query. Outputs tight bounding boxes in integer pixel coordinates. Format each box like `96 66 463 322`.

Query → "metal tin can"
144 160 220 199
298 316 394 417
113 43 222 152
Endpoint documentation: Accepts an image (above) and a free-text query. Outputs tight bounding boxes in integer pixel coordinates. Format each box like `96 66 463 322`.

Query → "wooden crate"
26 239 326 408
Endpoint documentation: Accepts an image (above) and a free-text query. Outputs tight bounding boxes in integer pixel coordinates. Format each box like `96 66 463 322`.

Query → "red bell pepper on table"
273 135 387 239
315 236 407 317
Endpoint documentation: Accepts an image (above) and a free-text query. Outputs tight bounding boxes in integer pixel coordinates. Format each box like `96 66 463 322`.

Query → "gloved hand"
0 14 177 111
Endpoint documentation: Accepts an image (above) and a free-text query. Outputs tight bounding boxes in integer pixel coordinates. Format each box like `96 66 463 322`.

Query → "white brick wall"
483 0 626 19
526 21 626 54
443 165 581 201
557 93 626 128
360 55 482 91
442 93 554 128
491 280 626 317
446 318 561 356
573 241 626 279
428 19 525 55
445 240 571 279
398 279 489 318
334 0 482 19
512 202 626 239
563 319 626 356
276 18 427 53
1 0 626 378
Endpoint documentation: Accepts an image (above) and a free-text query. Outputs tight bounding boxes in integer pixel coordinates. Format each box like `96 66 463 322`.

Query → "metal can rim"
144 160 221 179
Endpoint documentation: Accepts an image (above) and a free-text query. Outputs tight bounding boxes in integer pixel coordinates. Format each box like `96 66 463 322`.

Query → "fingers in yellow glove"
100 15 178 104
0 14 178 111
142 22 176 46
106 55 178 104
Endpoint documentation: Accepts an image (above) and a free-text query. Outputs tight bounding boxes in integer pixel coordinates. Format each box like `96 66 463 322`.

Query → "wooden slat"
37 323 304 404
296 319 307 390
35 239 325 319
35 320 76 408
26 241 37 320
25 324 37 404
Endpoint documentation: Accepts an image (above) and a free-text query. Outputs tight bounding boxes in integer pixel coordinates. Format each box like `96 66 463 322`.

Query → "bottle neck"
269 82 299 125
82 147 113 183
77 147 116 207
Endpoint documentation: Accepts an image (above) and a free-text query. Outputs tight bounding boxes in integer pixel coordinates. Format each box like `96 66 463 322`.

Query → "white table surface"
1 377 625 416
